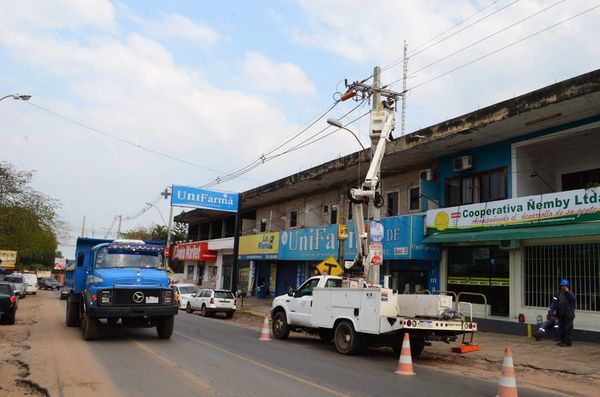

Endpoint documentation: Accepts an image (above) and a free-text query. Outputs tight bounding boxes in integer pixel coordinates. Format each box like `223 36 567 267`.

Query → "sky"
1 0 599 258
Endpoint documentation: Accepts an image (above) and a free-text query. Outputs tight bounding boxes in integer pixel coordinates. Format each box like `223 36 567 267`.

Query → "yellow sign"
239 233 279 259
0 250 17 270
315 255 344 276
338 224 349 240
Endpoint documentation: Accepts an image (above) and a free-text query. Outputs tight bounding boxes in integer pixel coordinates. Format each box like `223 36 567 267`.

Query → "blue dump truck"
65 238 178 340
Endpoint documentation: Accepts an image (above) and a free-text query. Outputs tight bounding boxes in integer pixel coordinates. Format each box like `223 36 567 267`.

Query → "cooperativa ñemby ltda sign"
171 185 239 212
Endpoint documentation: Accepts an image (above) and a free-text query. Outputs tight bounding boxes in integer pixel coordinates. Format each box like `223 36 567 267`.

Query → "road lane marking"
132 341 215 395
174 331 351 397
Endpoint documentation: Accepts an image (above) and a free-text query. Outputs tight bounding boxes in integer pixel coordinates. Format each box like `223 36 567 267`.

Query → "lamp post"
145 202 167 226
0 94 31 102
326 118 366 150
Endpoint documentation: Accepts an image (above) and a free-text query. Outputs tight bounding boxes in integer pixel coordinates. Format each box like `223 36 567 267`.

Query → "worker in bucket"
534 294 560 341
556 279 576 347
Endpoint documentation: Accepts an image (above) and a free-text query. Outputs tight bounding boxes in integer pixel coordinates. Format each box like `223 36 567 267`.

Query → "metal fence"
524 243 600 312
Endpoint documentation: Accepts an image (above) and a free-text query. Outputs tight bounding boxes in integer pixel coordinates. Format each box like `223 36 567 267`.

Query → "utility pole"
81 215 86 237
342 67 402 286
401 40 408 136
161 187 174 269
116 215 122 238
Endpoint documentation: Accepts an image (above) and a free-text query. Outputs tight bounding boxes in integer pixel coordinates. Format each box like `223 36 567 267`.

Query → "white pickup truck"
271 275 477 357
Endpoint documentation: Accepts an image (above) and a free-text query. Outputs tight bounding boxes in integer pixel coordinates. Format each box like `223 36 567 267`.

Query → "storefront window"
445 168 507 206
447 246 509 316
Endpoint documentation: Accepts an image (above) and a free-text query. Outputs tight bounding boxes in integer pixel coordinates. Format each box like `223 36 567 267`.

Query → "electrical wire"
385 3 600 91
407 0 568 78
382 0 520 73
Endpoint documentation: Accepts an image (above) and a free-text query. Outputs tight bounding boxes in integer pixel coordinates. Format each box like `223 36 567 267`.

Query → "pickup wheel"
156 316 174 339
186 302 193 313
271 311 290 339
65 295 79 327
334 321 362 355
82 312 98 341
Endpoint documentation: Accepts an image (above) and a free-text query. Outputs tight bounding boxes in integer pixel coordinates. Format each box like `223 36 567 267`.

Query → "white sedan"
173 284 199 310
186 289 236 318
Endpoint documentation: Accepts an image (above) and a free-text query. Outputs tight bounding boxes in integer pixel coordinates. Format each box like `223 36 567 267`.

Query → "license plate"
220 300 230 303
145 296 159 304
419 320 433 328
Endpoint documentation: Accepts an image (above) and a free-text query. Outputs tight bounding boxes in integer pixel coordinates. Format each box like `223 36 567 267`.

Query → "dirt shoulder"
0 291 120 397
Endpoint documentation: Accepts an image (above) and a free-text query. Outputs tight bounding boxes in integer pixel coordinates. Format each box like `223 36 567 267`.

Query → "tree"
121 222 188 243
0 162 60 268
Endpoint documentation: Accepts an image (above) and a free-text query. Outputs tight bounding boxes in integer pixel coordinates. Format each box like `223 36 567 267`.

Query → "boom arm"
349 109 396 274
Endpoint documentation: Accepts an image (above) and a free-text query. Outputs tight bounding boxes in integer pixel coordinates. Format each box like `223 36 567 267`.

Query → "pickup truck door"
288 278 320 327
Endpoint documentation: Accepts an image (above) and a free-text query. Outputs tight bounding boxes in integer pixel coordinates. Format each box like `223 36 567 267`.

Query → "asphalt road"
80 308 551 397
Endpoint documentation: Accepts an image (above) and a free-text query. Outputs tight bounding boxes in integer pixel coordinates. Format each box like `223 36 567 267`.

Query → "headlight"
87 275 104 285
100 289 112 304
163 289 173 305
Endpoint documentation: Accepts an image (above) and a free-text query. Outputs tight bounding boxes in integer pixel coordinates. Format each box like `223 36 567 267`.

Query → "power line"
408 0 567 78
385 3 600 92
382 0 520 73
25 102 228 175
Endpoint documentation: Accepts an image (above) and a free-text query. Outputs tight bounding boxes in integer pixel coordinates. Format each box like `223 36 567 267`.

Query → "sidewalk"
238 296 273 317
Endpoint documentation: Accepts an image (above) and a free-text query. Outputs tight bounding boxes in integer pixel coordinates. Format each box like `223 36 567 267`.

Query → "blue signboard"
171 185 239 212
278 215 441 261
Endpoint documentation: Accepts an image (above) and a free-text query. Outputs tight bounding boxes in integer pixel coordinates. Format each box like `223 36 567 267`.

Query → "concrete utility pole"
116 215 122 238
81 215 86 237
342 67 402 286
401 40 408 136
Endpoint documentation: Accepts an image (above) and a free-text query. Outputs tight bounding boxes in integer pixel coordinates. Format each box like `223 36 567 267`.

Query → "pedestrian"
556 279 576 347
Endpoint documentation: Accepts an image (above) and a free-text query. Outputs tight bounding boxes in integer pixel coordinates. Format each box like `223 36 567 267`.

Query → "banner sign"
0 250 17 270
171 185 239 213
239 232 279 260
278 215 440 261
172 241 217 262
426 188 600 234
54 257 67 271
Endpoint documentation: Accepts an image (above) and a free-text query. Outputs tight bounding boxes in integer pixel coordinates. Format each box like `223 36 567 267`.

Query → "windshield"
47 278 59 284
0 284 12 294
4 276 23 283
95 247 163 269
179 286 198 294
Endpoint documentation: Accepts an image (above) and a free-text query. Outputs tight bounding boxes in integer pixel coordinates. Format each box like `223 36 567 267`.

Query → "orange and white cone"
259 314 271 341
496 348 518 397
394 333 416 376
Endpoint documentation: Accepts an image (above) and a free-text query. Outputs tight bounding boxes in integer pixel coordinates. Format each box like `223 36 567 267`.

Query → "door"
289 278 320 327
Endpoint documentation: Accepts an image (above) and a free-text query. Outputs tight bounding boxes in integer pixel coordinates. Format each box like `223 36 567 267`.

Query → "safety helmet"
560 279 570 286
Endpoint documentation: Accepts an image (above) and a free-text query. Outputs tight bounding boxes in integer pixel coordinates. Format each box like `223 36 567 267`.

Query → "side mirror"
287 287 294 297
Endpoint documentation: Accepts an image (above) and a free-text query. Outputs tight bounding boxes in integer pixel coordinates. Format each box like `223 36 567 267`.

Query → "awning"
423 222 600 243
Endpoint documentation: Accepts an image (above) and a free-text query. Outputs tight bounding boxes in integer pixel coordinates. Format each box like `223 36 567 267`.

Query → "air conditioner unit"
452 155 473 172
499 240 520 250
419 168 436 181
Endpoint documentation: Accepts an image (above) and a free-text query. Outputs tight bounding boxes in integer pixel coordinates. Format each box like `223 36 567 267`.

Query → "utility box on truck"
396 294 453 318
64 238 177 340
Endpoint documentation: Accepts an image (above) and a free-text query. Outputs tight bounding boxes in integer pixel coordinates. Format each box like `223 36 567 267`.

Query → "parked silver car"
3 274 27 299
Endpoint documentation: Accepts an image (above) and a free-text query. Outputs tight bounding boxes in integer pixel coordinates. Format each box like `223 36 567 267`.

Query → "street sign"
315 255 344 276
171 185 239 212
337 224 349 240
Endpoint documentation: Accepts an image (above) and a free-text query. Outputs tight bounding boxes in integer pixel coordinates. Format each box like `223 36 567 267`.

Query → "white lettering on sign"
176 191 234 206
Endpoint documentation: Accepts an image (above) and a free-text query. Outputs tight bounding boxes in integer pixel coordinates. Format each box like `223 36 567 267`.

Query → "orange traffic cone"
259 314 271 341
394 333 416 376
496 348 518 397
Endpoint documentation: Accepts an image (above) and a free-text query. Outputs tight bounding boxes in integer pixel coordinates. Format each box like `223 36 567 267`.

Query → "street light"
0 93 32 102
145 202 167 226
326 118 366 150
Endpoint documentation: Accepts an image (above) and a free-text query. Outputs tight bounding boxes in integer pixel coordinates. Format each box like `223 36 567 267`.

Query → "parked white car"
173 283 199 310
22 273 38 295
186 289 236 318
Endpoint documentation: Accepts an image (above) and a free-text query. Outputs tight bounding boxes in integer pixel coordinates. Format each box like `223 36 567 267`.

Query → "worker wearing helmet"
556 279 576 347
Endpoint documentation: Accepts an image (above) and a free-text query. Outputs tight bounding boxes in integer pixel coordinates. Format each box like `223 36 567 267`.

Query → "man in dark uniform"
556 279 576 347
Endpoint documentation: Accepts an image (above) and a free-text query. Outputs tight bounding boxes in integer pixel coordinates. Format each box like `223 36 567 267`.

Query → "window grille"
524 243 600 312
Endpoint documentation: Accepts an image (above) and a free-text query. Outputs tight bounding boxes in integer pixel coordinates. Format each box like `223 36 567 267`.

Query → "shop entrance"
447 246 509 317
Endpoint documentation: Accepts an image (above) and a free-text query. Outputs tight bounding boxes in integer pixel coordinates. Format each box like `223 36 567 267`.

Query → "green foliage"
121 222 188 243
0 162 60 268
